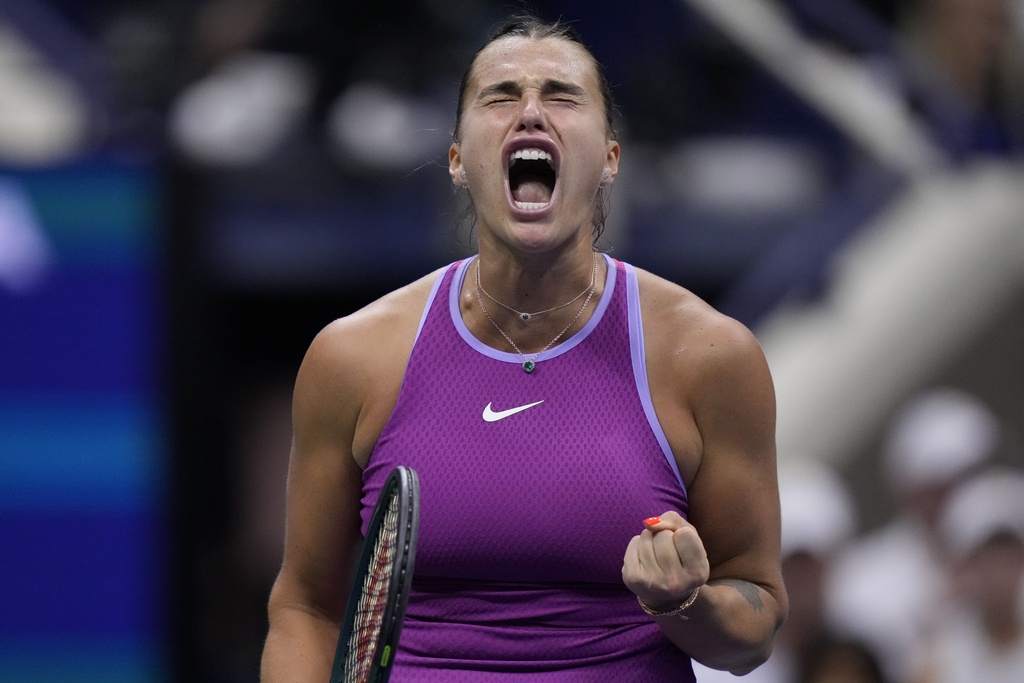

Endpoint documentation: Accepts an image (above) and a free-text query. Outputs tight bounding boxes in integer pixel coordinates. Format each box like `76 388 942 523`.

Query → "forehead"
468 36 600 94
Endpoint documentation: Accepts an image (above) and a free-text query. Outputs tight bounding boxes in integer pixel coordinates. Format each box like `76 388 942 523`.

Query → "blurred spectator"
827 387 1002 682
695 460 858 682
915 468 1024 683
798 636 890 683
894 0 1024 157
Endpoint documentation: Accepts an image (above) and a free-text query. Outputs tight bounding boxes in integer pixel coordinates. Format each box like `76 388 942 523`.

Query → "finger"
638 524 688 577
622 534 641 577
643 516 708 576
651 527 685 574
642 515 663 530
623 534 640 565
642 510 688 532
635 527 667 573
659 510 687 527
670 526 710 581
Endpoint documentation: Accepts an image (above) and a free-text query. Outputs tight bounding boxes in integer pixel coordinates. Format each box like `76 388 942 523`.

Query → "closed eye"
542 81 587 104
477 80 588 107
478 82 520 105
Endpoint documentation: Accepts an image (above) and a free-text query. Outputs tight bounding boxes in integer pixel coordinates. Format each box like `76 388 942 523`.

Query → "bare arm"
623 286 787 674
260 321 366 682
260 272 435 682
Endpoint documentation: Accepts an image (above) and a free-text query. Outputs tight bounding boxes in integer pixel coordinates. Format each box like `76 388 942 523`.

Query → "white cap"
882 388 999 493
939 468 1024 559
779 461 856 557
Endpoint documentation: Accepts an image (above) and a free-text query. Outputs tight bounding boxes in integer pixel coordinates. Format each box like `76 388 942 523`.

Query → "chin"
505 220 580 255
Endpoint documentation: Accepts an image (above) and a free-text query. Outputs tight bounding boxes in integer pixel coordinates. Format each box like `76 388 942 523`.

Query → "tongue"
512 179 553 204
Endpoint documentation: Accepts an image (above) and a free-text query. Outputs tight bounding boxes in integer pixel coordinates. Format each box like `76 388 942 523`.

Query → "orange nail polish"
643 516 662 527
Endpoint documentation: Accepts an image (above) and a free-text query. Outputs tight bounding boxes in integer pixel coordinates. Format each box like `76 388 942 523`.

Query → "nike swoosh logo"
482 400 545 423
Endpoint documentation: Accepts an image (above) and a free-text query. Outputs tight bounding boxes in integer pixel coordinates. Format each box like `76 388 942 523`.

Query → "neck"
480 251 597 321
463 251 605 366
474 248 600 313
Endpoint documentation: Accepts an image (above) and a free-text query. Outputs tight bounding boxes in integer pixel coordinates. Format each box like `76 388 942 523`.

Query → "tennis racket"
330 465 420 683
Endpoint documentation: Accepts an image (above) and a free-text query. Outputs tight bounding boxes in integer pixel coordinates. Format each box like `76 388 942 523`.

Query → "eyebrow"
477 79 588 101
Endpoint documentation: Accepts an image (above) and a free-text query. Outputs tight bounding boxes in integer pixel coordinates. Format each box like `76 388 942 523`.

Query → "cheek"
560 153 607 189
455 128 505 173
454 142 488 177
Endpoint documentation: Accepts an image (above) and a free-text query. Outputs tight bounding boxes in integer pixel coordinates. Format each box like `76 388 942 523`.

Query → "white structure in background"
680 0 1024 467
0 20 89 164
760 164 1024 465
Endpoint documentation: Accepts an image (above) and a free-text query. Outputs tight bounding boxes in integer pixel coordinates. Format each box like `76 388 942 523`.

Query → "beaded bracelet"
637 585 702 620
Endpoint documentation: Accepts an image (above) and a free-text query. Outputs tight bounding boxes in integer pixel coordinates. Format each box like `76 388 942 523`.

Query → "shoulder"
308 264 449 365
293 265 449 425
630 265 774 448
630 265 765 373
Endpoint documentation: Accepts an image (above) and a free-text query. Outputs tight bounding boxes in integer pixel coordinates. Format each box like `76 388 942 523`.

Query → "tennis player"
261 12 786 681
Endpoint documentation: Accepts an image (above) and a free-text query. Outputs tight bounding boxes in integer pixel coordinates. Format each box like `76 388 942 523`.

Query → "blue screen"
0 160 167 681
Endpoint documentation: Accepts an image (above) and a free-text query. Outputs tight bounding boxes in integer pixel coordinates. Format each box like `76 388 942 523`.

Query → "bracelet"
637 585 701 620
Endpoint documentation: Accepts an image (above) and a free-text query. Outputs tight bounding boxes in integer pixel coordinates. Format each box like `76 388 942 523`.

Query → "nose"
516 92 548 131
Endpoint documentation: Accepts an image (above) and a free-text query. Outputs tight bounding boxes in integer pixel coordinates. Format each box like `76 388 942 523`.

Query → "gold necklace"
476 253 597 322
473 255 598 373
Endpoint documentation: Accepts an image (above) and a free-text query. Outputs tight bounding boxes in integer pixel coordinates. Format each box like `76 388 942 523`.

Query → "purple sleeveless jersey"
361 255 696 681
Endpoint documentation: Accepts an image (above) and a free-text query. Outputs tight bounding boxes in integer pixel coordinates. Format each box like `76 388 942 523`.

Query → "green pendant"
523 360 536 373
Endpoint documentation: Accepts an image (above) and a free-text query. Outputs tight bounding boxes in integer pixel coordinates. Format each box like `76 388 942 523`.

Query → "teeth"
509 148 554 211
510 148 553 166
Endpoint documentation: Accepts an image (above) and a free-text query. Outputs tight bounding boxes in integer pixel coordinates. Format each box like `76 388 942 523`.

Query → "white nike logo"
482 400 545 423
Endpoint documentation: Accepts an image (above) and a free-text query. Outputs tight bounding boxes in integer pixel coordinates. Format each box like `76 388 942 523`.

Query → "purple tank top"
361 255 695 681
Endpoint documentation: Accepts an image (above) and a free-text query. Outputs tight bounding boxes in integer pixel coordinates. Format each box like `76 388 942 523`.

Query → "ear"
601 140 621 186
449 143 466 186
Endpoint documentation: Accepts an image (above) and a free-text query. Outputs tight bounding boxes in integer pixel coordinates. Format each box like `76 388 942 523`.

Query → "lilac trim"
625 263 686 494
450 255 616 364
414 264 453 342
451 258 508 360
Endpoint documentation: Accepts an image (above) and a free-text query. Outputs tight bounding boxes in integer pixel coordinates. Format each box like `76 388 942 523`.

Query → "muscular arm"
623 276 787 674
260 273 434 681
260 321 366 682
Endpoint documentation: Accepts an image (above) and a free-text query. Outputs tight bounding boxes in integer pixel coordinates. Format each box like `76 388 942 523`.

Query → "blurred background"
0 0 1022 681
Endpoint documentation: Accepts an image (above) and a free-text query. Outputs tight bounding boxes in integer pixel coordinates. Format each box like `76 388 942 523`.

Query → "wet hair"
451 12 618 244
453 12 618 142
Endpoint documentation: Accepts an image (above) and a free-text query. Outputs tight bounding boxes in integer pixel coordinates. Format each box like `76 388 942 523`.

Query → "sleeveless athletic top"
361 254 695 681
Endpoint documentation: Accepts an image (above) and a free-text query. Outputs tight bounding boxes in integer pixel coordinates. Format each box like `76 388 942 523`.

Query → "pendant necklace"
474 253 598 373
476 253 597 322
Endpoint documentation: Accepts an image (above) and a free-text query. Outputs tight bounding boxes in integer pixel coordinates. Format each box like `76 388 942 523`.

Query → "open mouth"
508 148 556 211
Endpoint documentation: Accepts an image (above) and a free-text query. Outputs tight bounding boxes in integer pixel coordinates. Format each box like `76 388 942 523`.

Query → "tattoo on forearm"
711 579 766 614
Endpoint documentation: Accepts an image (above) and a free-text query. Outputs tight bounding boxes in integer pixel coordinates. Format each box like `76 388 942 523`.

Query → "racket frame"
330 465 420 683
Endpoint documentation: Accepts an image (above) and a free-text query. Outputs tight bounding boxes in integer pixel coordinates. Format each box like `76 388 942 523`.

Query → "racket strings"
344 494 400 683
